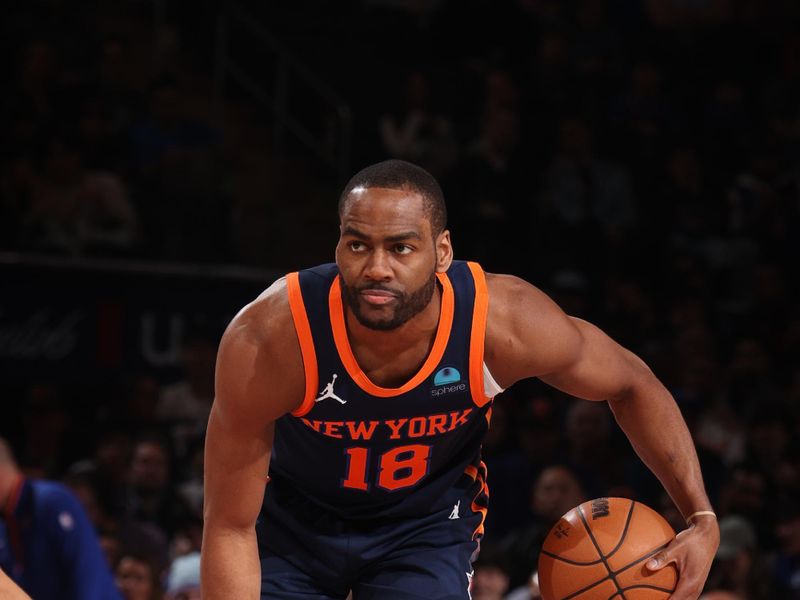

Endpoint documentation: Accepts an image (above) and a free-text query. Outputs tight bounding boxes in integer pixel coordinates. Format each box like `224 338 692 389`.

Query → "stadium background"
1 0 799 598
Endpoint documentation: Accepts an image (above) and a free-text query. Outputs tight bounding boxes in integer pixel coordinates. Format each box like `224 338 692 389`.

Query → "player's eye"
348 241 366 252
393 244 413 255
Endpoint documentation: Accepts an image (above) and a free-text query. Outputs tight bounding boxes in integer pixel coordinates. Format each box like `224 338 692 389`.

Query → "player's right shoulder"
225 276 293 346
216 276 305 418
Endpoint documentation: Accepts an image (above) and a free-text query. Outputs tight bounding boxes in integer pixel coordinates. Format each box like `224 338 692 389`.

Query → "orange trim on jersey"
328 273 454 397
485 405 493 428
467 262 491 407
471 461 489 539
286 272 319 417
464 464 479 481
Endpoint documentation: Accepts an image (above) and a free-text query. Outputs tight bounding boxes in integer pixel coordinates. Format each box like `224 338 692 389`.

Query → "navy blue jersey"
268 261 494 529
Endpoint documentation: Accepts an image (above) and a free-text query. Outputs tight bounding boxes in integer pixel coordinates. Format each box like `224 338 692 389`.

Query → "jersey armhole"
286 272 318 417
483 362 505 397
467 262 492 407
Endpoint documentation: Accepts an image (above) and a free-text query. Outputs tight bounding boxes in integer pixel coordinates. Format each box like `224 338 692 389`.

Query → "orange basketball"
538 497 678 600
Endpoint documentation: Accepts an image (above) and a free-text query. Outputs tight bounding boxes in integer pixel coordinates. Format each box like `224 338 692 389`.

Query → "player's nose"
363 249 393 281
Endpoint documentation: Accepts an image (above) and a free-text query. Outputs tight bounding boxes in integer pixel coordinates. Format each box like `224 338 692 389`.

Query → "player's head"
338 159 447 238
336 159 452 331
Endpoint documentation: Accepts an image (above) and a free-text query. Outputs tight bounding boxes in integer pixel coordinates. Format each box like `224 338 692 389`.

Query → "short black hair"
338 159 447 235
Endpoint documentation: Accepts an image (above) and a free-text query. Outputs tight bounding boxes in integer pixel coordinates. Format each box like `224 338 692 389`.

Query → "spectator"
20 384 72 475
717 461 770 543
8 40 60 137
115 552 164 600
706 515 774 599
0 438 122 600
26 135 139 256
99 525 122 569
449 104 526 270
156 323 218 461
564 399 629 495
506 571 542 600
538 116 637 272
165 552 200 600
609 61 674 167
175 438 204 520
155 330 217 427
378 70 458 178
772 495 800 598
129 75 226 262
62 461 169 571
470 549 511 600
500 464 586 589
94 34 140 146
541 116 637 232
125 434 193 539
0 152 36 251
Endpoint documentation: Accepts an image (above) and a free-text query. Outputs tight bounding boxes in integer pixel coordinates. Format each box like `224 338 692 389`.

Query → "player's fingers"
645 548 675 571
647 538 705 599
646 550 703 599
646 527 694 571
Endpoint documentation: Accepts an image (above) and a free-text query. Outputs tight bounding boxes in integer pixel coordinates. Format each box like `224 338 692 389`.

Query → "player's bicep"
486 274 649 400
485 274 587 385
539 317 651 402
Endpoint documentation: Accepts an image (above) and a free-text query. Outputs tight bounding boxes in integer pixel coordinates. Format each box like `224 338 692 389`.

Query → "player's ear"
435 230 453 273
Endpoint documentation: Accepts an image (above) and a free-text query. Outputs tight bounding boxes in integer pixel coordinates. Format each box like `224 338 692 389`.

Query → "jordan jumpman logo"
449 500 461 520
315 374 346 404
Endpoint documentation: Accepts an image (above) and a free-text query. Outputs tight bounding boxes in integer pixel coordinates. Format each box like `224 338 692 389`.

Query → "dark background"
1 1 799 598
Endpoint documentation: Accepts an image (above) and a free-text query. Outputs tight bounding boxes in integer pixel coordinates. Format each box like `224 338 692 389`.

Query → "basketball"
538 497 678 600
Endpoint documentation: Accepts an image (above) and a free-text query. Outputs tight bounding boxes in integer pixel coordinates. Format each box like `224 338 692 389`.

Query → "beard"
342 272 437 331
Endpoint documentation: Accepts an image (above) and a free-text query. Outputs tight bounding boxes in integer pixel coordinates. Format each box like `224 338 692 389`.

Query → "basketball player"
201 160 720 599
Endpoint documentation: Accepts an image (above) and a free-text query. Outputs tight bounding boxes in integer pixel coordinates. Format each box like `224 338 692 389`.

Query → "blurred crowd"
2 0 800 599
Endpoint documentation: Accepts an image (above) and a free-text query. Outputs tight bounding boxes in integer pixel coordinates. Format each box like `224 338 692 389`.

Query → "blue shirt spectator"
0 439 122 600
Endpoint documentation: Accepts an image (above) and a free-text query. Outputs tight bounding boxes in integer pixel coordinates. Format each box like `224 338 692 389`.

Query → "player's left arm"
484 273 719 600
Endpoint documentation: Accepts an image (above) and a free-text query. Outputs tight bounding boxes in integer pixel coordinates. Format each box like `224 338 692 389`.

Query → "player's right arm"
201 278 305 600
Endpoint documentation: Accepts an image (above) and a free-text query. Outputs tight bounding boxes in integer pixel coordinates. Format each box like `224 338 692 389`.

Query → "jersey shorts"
257 467 487 599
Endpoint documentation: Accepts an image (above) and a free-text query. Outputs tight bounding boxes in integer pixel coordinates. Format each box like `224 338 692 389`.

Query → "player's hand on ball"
646 517 720 600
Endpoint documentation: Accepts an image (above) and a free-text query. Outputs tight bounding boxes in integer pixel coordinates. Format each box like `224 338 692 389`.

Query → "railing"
214 3 353 181
0 252 281 379
0 251 278 283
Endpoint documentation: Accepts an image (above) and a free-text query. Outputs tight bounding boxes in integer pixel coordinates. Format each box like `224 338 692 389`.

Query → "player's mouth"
359 289 399 306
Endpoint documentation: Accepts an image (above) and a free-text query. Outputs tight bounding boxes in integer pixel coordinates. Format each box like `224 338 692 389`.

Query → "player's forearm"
608 379 712 520
201 524 261 600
